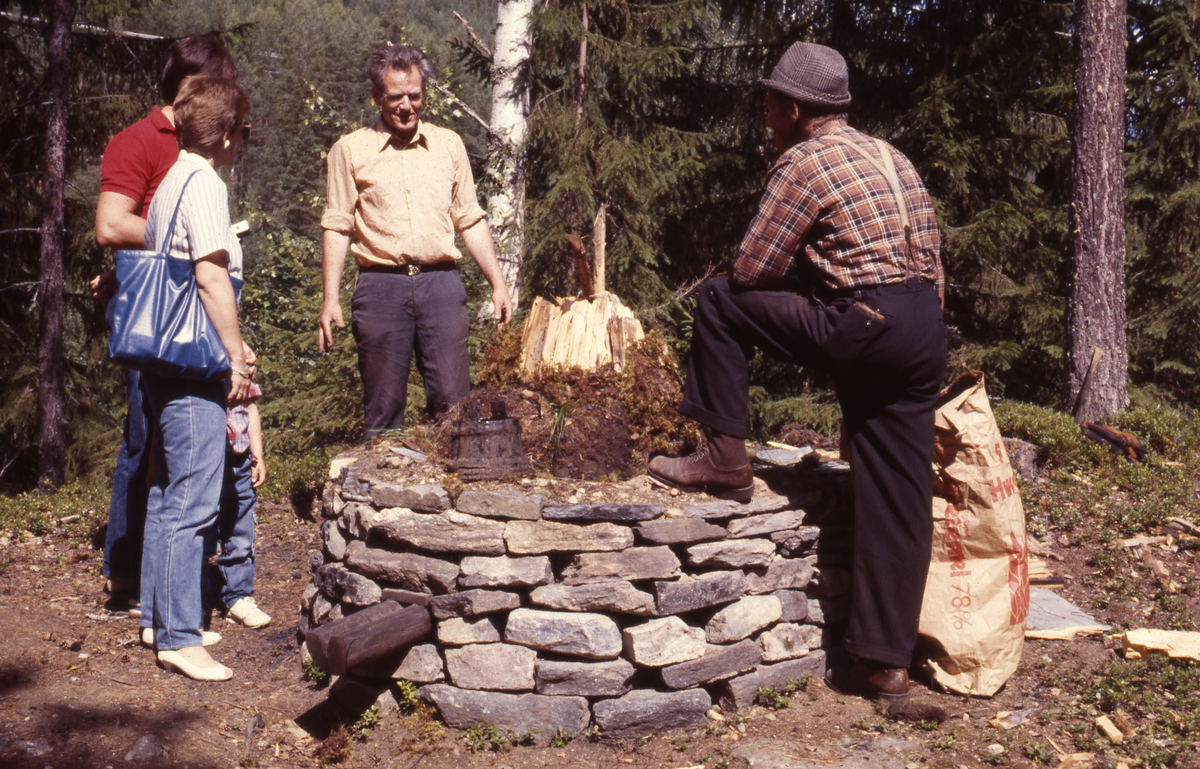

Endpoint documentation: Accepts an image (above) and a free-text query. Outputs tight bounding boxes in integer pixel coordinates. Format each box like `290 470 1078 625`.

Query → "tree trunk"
485 0 533 311
1066 0 1127 421
37 0 73 490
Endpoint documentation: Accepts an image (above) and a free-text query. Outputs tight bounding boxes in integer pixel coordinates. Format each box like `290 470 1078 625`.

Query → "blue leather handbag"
108 172 243 381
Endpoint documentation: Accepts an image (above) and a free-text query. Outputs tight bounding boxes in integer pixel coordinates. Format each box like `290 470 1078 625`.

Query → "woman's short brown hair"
173 76 251 158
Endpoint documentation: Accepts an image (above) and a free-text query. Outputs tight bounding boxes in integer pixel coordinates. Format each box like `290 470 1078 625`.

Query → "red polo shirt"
99 106 179 217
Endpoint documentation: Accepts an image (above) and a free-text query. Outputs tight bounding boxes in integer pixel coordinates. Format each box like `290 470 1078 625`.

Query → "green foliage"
755 674 810 709
751 392 842 443
347 705 380 741
394 679 419 712
992 401 1098 470
550 727 574 748
302 656 330 687
0 480 109 538
461 723 535 753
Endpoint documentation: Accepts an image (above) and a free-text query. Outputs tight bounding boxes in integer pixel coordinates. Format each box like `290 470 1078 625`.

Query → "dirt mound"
427 329 698 480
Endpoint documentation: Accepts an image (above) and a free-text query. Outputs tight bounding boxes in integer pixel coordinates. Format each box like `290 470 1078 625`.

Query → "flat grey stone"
124 735 166 762
705 595 783 643
529 581 655 616
734 736 914 769
504 608 623 659
752 447 815 467
1026 587 1103 631
314 563 381 607
775 590 810 622
419 685 590 744
430 590 521 620
687 539 776 569
321 485 339 518
542 503 665 522
458 555 554 589
758 623 821 662
807 598 825 625
716 652 826 711
371 481 451 512
536 659 637 697
727 509 808 538
684 492 794 519
635 518 727 545
375 509 507 556
592 689 711 738
455 490 544 520
744 555 816 594
774 526 821 557
622 616 706 666
445 644 537 690
438 617 502 645
347 503 411 540
504 520 635 554
346 546 459 594
561 546 681 585
322 520 349 561
661 639 761 689
392 644 445 683
652 570 745 615
379 589 432 606
330 674 390 713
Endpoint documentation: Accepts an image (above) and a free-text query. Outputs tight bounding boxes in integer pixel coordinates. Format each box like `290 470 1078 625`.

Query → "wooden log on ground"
306 601 432 676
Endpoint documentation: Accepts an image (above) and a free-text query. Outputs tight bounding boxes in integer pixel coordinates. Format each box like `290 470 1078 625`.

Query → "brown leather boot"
824 663 911 702
647 432 754 502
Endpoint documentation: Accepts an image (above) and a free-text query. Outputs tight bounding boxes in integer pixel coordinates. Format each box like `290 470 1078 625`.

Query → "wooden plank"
320 603 432 676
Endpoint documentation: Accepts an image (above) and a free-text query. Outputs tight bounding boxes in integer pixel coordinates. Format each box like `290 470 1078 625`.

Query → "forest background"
2 0 1199 494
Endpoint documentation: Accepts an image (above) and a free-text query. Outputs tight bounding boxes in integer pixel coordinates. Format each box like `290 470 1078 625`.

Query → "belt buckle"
406 264 421 276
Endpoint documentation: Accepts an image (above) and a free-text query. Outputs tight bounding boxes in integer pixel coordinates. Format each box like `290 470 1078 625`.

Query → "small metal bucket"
450 400 531 480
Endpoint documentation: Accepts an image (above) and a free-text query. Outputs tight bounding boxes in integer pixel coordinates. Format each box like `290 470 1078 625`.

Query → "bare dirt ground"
3 455 1195 769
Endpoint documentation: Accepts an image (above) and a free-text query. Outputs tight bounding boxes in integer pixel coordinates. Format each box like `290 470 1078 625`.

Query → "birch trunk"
485 0 532 311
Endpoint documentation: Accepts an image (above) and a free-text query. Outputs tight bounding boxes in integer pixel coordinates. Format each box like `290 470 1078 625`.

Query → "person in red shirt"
94 34 238 607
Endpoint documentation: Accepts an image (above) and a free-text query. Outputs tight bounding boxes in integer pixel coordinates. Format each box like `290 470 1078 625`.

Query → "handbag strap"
822 135 920 280
157 170 201 253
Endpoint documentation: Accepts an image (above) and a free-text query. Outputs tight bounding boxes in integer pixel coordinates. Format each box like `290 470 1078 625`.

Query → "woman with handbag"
137 75 252 681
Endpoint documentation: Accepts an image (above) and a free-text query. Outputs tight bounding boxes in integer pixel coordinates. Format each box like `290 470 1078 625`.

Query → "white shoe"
158 647 232 682
226 597 271 629
141 627 221 648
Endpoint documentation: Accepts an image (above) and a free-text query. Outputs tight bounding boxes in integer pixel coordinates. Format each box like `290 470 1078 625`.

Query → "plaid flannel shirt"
733 123 943 301
226 380 263 455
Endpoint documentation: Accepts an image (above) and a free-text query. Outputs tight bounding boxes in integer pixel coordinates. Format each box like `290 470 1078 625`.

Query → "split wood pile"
301 450 853 741
518 293 644 376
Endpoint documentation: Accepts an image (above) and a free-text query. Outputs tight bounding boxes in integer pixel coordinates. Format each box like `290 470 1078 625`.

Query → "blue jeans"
103 367 152 584
216 449 257 609
139 374 226 651
351 269 471 440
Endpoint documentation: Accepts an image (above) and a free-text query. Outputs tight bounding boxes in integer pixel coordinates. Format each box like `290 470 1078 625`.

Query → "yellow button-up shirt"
320 118 486 267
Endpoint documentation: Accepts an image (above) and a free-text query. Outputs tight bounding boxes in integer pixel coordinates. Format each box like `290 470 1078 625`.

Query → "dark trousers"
351 269 471 440
680 276 946 668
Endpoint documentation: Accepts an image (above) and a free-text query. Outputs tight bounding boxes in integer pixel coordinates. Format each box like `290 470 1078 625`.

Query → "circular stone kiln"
301 443 854 742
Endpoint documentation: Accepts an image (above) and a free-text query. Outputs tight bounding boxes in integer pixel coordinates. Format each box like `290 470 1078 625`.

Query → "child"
217 377 272 628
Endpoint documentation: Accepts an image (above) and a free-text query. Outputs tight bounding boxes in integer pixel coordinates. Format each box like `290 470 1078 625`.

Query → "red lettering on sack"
1008 530 1030 625
943 502 970 576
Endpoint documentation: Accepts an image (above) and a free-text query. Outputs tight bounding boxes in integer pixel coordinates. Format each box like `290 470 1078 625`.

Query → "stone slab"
535 659 637 697
437 617 501 645
370 481 451 512
375 510 507 556
744 555 816 594
430 590 522 620
560 546 681 585
652 570 745 615
504 608 623 660
687 539 776 569
529 582 655 616
455 490 545 520
419 685 590 744
504 520 635 554
1026 588 1102 631
592 689 712 738
622 617 706 667
706 595 784 643
542 503 665 522
458 555 554 589
346 546 459 594
684 492 794 519
444 644 537 691
726 509 808 539
661 639 762 690
635 518 727 545
314 563 381 607
758 623 820 662
717 652 826 711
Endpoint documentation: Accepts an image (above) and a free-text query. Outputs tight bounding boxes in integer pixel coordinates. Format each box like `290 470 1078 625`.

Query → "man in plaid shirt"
649 42 946 702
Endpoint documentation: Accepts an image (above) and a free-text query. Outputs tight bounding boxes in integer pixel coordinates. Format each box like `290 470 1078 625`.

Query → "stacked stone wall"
301 453 853 741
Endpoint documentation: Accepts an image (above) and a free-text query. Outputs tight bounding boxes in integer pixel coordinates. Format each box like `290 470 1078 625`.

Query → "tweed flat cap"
759 42 851 110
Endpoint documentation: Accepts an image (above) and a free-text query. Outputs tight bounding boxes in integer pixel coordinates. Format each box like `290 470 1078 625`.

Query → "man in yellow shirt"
318 45 513 439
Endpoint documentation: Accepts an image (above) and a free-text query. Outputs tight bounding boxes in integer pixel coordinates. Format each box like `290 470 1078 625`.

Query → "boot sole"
647 468 754 503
